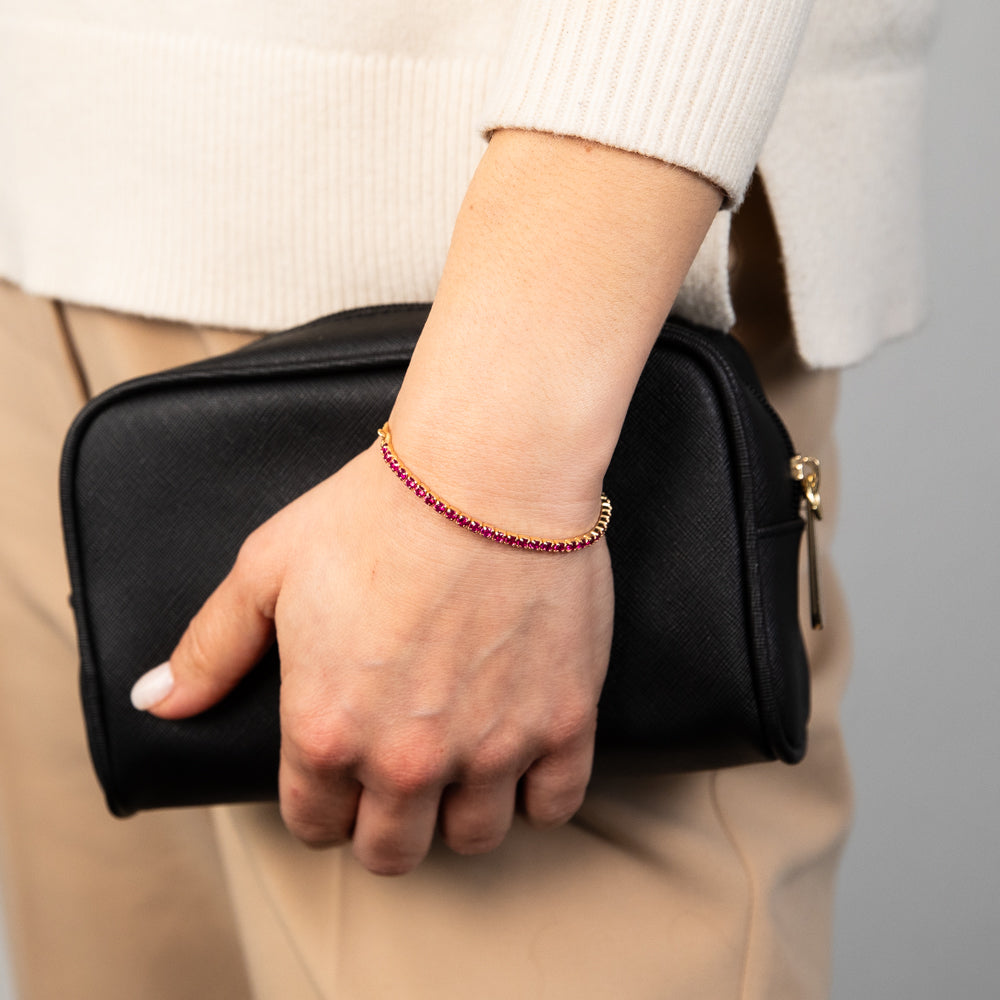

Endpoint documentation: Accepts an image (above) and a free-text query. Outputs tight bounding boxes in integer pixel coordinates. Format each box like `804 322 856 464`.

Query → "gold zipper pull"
790 456 823 630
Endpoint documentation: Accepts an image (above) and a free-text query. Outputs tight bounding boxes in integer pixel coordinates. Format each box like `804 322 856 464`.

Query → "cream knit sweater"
0 0 936 367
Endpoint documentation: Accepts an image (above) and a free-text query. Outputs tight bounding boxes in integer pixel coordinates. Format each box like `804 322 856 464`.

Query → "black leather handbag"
60 304 817 817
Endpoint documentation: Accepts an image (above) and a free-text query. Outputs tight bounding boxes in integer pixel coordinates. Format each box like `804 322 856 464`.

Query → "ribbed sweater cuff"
480 0 814 207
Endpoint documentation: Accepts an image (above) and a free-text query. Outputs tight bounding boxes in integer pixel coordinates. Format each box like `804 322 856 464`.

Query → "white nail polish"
130 662 174 710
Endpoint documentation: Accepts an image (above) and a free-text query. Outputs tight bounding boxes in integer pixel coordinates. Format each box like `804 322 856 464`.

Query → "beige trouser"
0 283 255 1000
0 222 850 998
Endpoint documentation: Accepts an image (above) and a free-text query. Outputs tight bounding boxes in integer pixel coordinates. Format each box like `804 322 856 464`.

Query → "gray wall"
831 0 1000 996
0 2 996 998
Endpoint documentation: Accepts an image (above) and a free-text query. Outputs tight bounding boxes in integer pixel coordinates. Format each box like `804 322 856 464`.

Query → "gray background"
0 1 996 997
830 0 1000 996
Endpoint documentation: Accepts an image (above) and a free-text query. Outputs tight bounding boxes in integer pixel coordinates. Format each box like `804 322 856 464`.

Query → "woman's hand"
131 128 720 875
135 442 614 875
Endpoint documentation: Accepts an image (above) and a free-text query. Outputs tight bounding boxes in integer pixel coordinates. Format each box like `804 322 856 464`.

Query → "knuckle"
444 821 508 857
464 735 524 782
177 613 219 684
232 528 281 604
525 753 590 829
278 764 356 848
548 697 598 750
284 815 350 850
355 851 419 878
352 833 425 877
233 528 267 577
371 747 447 798
287 716 357 775
527 787 585 829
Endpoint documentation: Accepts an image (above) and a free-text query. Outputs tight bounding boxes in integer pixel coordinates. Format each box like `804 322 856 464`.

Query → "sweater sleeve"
479 0 815 208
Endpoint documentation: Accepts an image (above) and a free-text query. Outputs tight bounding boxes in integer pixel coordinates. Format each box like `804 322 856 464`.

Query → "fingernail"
130 662 175 710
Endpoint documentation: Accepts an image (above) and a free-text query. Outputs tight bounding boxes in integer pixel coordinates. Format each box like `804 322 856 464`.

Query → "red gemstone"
456 515 469 526
480 526 494 539
414 486 426 498
527 540 539 550
554 542 567 552
445 508 458 520
425 494 437 505
435 501 446 512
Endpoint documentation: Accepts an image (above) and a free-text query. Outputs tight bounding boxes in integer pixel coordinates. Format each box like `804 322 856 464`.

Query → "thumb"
130 544 279 719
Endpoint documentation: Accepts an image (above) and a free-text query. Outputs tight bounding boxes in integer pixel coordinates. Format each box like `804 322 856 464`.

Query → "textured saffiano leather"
60 305 810 817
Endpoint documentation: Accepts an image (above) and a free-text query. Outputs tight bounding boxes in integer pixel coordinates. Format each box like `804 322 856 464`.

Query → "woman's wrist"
387 129 721 536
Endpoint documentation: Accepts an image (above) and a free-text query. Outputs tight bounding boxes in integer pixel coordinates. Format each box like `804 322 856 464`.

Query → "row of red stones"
376 425 610 552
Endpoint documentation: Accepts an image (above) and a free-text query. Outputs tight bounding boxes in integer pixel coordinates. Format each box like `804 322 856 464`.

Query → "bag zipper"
790 455 823 630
